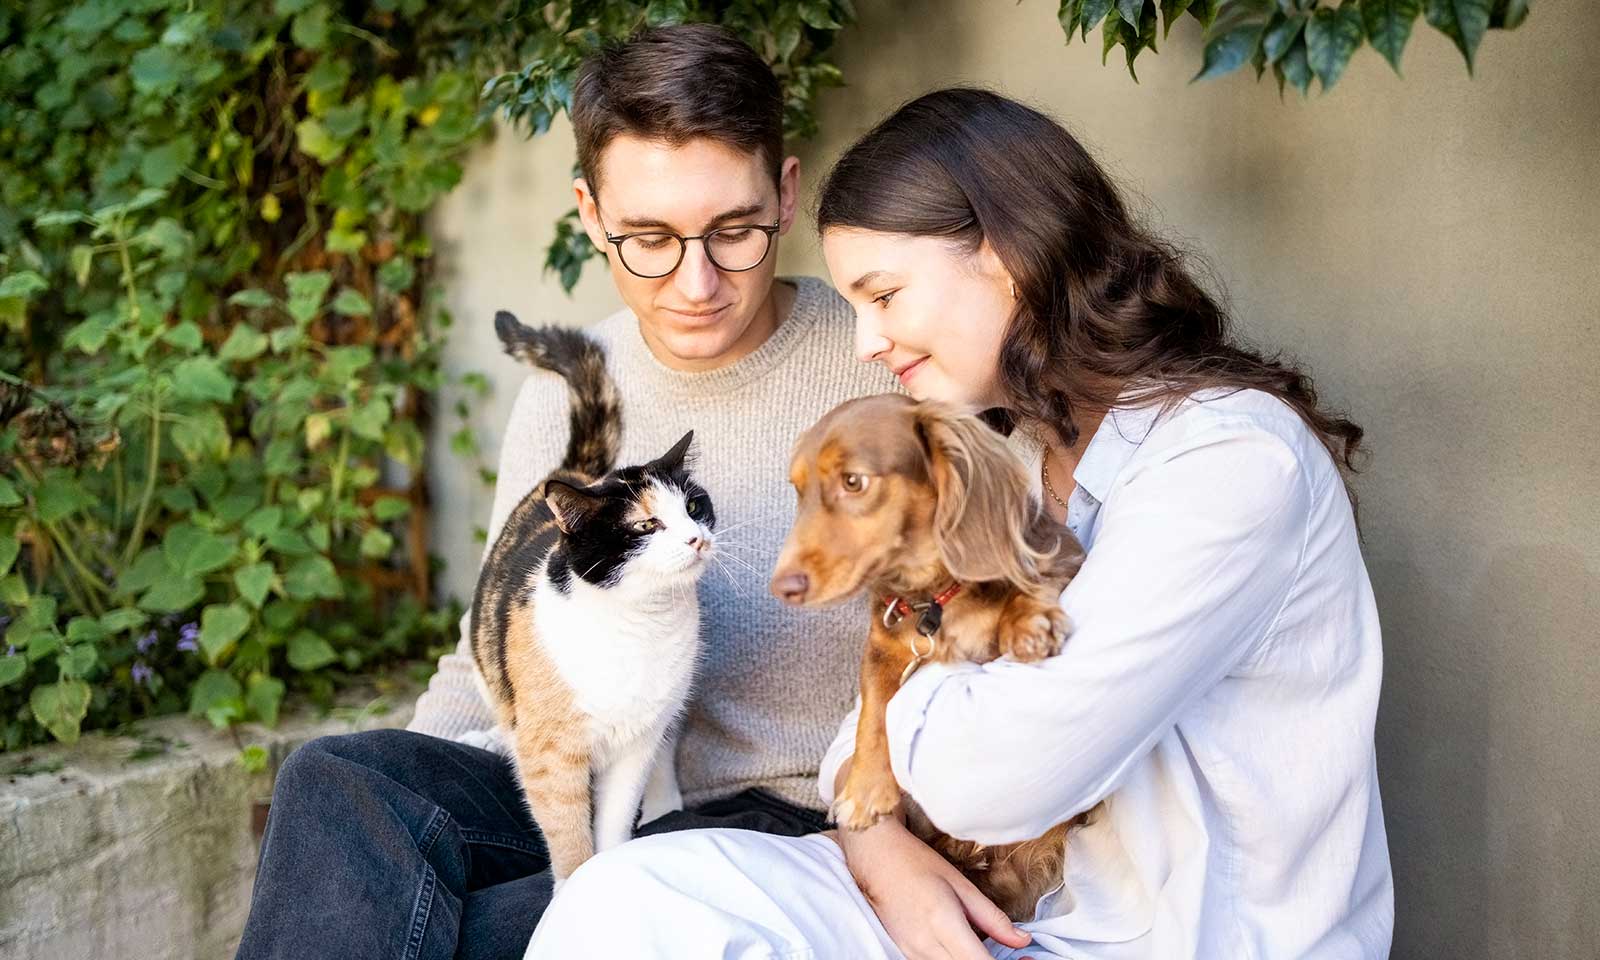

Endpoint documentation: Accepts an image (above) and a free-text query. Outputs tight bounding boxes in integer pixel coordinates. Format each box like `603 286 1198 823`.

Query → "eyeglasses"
602 217 781 279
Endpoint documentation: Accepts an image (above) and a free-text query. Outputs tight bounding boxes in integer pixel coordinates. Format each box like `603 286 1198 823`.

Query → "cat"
469 310 716 886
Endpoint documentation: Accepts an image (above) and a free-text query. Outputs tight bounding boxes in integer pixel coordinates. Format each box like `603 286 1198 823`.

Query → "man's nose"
674 240 720 303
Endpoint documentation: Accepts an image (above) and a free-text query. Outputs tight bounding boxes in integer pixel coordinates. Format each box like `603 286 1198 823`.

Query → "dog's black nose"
770 572 809 605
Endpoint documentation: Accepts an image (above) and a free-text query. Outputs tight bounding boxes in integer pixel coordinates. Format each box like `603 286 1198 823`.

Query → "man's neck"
645 279 796 373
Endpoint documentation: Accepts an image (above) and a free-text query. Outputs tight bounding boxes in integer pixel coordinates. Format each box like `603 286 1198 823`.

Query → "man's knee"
273 729 409 803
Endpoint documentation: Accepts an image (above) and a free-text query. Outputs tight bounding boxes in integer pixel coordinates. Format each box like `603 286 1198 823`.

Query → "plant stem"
330 422 349 539
115 226 141 324
122 391 162 566
42 522 109 616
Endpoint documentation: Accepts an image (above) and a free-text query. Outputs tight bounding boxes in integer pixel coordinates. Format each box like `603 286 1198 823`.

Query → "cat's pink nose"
687 536 702 550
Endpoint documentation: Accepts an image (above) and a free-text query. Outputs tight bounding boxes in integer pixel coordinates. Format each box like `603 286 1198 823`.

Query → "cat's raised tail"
494 311 621 477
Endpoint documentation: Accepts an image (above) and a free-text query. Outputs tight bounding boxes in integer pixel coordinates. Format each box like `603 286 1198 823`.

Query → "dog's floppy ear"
915 403 1048 590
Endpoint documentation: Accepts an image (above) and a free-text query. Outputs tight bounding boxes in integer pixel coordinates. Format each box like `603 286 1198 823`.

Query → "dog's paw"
1000 601 1069 662
832 771 903 831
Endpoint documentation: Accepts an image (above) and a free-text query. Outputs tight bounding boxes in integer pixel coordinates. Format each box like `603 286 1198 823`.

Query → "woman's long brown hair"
816 88 1364 503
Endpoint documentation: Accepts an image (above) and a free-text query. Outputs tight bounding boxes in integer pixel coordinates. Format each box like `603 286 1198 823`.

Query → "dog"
769 393 1091 922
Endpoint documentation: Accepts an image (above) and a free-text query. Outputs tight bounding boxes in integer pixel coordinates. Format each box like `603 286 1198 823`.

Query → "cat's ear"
544 479 603 534
653 430 695 472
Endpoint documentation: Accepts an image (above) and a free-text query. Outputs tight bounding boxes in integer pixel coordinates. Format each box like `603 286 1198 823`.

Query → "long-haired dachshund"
769 393 1091 922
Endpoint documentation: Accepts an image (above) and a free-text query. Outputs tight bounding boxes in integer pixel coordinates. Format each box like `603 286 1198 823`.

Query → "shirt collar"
1071 398 1167 504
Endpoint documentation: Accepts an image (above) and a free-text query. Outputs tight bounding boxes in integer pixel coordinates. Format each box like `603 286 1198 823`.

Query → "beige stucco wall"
427 2 1600 956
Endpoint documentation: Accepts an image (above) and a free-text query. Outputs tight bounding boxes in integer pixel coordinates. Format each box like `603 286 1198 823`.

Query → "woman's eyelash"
872 290 896 307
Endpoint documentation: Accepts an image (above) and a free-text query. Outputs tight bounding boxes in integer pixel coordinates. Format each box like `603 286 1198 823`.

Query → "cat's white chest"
534 579 700 756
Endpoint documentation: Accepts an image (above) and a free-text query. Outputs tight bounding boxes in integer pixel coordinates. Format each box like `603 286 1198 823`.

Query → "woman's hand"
835 814 1034 960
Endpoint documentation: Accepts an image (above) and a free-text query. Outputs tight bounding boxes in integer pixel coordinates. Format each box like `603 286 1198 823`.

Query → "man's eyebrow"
849 270 896 293
616 202 769 231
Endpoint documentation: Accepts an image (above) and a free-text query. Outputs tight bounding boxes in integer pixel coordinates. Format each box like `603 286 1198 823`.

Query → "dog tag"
915 602 943 637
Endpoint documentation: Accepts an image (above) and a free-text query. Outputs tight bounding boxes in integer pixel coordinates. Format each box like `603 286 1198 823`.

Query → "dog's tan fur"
772 394 1092 921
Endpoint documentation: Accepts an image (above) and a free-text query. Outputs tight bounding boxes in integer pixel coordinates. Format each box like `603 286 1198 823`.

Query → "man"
235 23 895 960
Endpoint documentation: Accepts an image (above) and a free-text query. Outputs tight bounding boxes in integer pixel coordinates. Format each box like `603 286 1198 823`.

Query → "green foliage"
0 0 539 749
1058 0 1531 95
480 0 857 292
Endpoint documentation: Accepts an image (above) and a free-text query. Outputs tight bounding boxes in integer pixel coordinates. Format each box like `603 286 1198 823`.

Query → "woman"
526 88 1394 960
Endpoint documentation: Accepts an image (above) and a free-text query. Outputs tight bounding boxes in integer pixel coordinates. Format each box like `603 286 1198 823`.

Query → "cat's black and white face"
544 431 716 592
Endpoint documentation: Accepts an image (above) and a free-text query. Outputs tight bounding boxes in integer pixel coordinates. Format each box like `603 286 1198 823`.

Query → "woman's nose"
855 320 892 364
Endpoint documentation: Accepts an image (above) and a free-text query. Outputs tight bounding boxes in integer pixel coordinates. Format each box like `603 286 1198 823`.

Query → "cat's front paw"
831 770 902 831
456 728 511 757
999 599 1069 662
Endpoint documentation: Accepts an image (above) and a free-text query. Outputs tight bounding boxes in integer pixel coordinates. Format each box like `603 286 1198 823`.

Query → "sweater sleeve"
408 371 570 740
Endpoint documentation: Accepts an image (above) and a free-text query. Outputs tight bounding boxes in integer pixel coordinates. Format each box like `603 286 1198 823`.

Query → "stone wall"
0 690 414 960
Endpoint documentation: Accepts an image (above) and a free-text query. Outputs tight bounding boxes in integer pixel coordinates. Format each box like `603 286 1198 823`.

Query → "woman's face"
822 227 1015 411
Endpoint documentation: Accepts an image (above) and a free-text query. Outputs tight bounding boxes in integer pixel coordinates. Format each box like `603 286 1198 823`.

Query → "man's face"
575 135 799 369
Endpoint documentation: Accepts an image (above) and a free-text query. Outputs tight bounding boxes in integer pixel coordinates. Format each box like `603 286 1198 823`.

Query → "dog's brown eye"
841 473 868 494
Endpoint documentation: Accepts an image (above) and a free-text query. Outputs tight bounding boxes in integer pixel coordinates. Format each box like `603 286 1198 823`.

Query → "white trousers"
523 828 1056 959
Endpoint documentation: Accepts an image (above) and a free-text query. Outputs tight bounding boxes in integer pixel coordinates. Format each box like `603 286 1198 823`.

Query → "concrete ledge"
0 685 417 960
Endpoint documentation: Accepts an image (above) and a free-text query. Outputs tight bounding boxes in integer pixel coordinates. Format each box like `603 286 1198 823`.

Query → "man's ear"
573 177 609 254
776 156 801 235
545 478 603 534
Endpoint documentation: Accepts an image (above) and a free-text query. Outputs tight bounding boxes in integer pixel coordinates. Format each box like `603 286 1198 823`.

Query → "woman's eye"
633 518 662 534
872 290 895 307
841 473 869 494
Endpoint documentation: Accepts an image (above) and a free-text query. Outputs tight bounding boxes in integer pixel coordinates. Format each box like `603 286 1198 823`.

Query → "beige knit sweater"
408 277 899 808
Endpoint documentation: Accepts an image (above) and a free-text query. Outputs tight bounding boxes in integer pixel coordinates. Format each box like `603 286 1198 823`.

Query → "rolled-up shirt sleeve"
883 424 1312 845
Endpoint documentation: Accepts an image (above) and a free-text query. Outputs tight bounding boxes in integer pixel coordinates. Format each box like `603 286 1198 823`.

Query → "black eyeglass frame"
602 221 782 279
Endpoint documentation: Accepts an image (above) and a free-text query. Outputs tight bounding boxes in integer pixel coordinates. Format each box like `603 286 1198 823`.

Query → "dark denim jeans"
235 729 829 960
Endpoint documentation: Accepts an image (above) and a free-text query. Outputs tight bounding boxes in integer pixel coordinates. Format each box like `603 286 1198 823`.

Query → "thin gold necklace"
1041 454 1070 510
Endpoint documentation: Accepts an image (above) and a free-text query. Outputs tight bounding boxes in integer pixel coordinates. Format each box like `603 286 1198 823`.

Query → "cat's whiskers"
710 512 781 537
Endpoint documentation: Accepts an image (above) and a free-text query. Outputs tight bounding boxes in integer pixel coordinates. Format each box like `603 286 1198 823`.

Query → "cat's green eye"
686 500 700 518
632 518 662 535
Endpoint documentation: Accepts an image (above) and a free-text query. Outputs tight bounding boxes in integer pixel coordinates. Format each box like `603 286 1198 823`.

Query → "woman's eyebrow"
849 270 896 293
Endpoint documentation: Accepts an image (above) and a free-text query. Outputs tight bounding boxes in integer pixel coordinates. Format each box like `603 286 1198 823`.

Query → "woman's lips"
895 356 929 385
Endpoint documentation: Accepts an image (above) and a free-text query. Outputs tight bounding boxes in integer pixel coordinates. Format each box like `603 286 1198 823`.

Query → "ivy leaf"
246 675 286 726
0 476 21 507
1263 11 1308 64
234 562 276 608
359 528 394 559
285 270 333 324
31 680 93 743
1275 33 1315 96
199 602 251 664
1489 0 1529 28
283 555 342 599
0 271 48 299
138 575 205 613
163 523 237 578
291 6 331 49
0 654 26 689
118 547 170 594
99 607 148 634
188 669 244 728
173 356 235 403
1362 0 1422 73
1115 0 1144 25
371 495 410 521
1159 0 1195 36
130 46 181 95
797 1 842 30
35 472 95 523
295 118 345 164
1192 13 1267 82
288 629 338 670
218 325 269 362
227 288 276 309
331 288 372 316
1424 0 1491 74
162 320 203 353
0 535 19 577
57 643 98 678
1306 1 1365 90
172 408 230 462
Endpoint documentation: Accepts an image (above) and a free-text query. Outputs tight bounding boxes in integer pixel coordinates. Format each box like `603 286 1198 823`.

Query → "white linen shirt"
819 388 1395 959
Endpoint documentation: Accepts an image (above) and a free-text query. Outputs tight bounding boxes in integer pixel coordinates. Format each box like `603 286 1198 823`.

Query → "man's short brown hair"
571 24 785 192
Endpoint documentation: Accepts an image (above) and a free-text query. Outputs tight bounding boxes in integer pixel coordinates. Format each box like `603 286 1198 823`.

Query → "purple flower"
137 630 158 654
131 661 154 688
177 621 200 652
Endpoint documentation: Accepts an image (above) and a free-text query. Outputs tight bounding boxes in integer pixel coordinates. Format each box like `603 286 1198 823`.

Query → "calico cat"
470 311 716 886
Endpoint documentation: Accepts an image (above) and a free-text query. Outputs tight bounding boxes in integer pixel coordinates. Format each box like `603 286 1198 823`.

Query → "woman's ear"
916 403 1046 590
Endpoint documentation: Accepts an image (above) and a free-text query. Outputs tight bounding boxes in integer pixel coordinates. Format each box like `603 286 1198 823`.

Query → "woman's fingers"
952 876 1031 949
